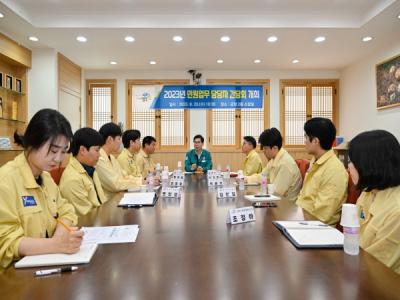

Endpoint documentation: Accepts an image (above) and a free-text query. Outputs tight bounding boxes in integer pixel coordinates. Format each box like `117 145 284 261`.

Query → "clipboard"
118 192 158 208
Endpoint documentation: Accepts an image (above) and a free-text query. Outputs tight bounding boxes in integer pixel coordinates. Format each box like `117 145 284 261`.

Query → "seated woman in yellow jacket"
96 123 143 200
59 127 107 215
348 130 400 274
117 129 143 178
0 109 82 269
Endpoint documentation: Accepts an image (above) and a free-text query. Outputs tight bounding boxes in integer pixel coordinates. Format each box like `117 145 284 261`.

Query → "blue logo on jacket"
22 196 37 207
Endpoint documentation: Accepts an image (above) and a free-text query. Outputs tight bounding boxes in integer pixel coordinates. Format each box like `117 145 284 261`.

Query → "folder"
273 221 344 249
15 243 98 268
118 192 158 207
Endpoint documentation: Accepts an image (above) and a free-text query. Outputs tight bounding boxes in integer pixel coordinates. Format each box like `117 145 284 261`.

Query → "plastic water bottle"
217 164 222 177
343 227 360 255
155 163 161 178
177 161 182 174
161 166 169 187
260 172 267 195
238 170 245 191
147 171 154 189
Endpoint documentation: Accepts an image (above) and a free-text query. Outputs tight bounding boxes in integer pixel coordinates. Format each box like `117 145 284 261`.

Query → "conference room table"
1 174 399 300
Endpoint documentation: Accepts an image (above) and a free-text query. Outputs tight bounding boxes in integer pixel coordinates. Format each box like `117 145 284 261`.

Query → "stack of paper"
82 225 139 244
273 221 344 249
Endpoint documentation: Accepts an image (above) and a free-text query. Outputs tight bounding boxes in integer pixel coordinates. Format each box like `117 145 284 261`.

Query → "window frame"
206 79 270 152
86 79 117 128
126 79 190 151
279 79 339 148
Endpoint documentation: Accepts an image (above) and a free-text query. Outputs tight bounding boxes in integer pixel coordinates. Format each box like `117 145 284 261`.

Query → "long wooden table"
1 174 399 299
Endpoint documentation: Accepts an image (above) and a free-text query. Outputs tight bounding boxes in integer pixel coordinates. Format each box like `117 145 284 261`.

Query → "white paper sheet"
286 229 344 246
82 225 139 244
120 192 156 205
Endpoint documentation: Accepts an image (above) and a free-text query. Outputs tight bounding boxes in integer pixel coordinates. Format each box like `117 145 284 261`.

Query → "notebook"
82 225 139 244
15 243 98 268
119 192 157 207
245 194 281 201
273 221 344 249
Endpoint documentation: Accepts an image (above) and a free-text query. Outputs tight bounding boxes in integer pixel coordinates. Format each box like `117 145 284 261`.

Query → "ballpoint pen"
34 266 78 277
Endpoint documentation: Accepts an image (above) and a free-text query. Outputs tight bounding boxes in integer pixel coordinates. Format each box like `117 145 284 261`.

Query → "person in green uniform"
184 135 212 173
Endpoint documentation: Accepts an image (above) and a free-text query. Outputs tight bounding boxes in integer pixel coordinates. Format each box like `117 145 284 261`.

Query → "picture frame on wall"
15 78 22 93
376 54 400 110
6 75 12 90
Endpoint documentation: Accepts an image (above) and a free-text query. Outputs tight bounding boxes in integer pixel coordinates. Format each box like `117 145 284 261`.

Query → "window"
280 80 338 147
206 79 269 150
126 80 189 150
86 79 116 130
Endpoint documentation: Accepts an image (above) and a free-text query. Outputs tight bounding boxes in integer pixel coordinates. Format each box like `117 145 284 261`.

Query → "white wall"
28 48 58 118
340 42 400 141
85 69 339 144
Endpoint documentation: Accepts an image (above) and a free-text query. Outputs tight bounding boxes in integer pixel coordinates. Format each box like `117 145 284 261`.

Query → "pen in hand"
35 266 78 277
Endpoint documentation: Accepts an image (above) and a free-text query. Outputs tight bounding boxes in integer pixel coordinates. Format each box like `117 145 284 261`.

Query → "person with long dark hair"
0 109 82 268
348 130 400 274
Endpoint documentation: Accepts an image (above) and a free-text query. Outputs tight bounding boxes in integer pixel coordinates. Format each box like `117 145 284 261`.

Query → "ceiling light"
149 60 157 65
110 61 117 65
217 59 224 64
397 14 400 19
254 59 261 64
76 36 87 43
29 36 39 42
267 36 278 43
292 59 300 64
0 13 4 18
124 36 135 42
220 36 230 42
173 35 183 42
314 36 326 43
362 36 373 42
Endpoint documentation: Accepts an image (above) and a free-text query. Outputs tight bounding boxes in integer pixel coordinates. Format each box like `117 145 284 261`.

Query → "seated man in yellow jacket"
241 136 262 176
96 123 142 200
296 118 348 226
117 129 142 179
137 136 157 178
59 127 107 215
246 128 302 202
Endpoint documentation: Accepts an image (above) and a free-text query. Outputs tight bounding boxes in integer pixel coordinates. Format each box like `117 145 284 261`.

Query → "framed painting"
376 54 400 110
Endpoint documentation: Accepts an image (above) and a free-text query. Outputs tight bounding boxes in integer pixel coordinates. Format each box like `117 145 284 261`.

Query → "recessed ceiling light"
76 36 87 43
397 14 400 19
292 59 300 64
29 36 39 42
149 60 157 65
173 35 183 42
267 36 278 43
124 36 135 42
362 36 373 42
220 36 230 42
314 36 326 43
0 13 4 18
217 59 224 64
110 61 117 65
254 59 261 64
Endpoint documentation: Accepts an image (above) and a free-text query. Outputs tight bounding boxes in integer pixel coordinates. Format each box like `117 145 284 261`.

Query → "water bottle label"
343 227 359 234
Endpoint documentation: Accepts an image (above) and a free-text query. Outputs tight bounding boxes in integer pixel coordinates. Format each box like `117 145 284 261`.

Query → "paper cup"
267 184 274 195
340 203 360 227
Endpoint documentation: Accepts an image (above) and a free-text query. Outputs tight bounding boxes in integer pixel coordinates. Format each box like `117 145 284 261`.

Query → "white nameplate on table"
82 225 139 244
208 177 224 186
15 243 98 268
161 187 181 198
172 173 185 181
244 194 281 201
170 179 184 187
226 206 256 224
217 187 237 198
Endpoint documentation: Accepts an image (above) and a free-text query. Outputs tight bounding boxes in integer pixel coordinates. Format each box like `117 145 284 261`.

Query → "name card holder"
217 187 237 198
172 173 185 181
161 187 181 198
226 206 256 225
170 179 184 187
208 178 224 187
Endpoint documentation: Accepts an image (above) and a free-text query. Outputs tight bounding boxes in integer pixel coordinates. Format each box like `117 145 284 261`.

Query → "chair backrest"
50 166 66 185
295 159 310 182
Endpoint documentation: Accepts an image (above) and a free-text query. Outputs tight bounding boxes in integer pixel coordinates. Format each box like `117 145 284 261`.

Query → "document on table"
82 225 139 244
15 243 98 268
119 192 157 206
245 194 281 201
273 221 343 249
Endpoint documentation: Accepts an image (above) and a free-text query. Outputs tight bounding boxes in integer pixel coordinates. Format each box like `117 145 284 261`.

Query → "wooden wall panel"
0 33 31 68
